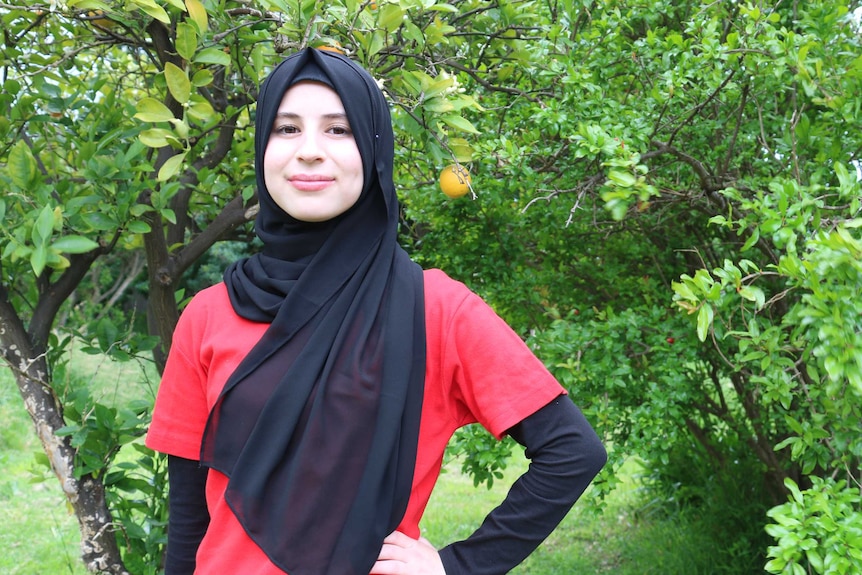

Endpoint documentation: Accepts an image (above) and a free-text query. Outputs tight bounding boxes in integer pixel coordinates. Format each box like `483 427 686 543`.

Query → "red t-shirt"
146 268 564 574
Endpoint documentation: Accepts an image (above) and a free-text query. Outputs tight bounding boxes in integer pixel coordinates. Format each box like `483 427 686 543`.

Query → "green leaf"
30 245 48 276
8 140 37 189
741 227 760 251
158 152 187 182
129 0 170 23
32 205 56 246
127 220 151 234
129 204 153 217
175 22 198 62
138 128 174 148
192 69 214 87
423 96 455 114
365 29 386 58
439 113 480 134
164 62 191 104
186 0 209 34
774 436 798 451
194 48 231 66
738 286 766 309
805 550 823 573
428 3 459 12
96 316 119 352
169 118 190 139
67 0 110 8
672 277 698 302
696 304 713 342
54 425 79 437
52 236 99 254
402 20 425 49
161 208 177 224
784 478 804 505
378 3 405 32
399 70 423 96
187 98 215 122
448 137 473 163
608 169 637 187
134 97 175 123
422 76 455 99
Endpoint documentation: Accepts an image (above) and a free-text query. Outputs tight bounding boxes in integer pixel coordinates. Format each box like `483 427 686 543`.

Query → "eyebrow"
274 111 349 120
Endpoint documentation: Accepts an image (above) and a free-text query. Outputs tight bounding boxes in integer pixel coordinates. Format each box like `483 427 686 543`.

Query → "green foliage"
181 240 259 297
445 424 515 489
56 388 150 478
403 0 862 573
672 168 862 573
107 445 168 575
56 390 168 573
765 477 862 575
638 442 773 572
50 352 168 573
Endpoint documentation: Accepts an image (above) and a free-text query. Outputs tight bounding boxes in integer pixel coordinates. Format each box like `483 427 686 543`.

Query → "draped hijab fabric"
200 48 426 575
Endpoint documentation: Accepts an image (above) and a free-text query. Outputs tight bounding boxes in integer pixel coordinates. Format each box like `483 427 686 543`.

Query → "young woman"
146 47 607 575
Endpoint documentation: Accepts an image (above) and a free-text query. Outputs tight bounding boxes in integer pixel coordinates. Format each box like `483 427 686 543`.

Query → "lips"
289 174 334 192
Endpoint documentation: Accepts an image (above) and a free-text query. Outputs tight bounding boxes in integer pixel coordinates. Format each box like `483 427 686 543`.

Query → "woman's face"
263 81 364 222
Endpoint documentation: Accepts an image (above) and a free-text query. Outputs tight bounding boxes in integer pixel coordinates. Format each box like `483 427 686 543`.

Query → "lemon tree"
0 0 558 571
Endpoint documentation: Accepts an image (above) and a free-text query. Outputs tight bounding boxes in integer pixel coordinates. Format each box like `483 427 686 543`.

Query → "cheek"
350 164 365 198
262 143 279 171
262 160 277 190
345 150 365 185
262 145 290 186
352 159 365 183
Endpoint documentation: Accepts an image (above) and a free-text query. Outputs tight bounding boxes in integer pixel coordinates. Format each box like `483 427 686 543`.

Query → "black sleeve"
438 394 607 575
164 455 210 575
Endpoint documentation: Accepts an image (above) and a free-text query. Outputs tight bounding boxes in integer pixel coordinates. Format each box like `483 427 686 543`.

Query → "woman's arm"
164 455 210 575
438 394 607 575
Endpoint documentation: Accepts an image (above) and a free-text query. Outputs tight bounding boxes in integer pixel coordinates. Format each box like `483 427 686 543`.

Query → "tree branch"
665 68 737 148
28 248 106 352
170 194 255 282
648 140 720 193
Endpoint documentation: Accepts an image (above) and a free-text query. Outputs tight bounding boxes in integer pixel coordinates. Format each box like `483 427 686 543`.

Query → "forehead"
277 81 345 112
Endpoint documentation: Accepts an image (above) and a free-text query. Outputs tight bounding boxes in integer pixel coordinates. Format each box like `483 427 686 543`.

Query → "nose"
297 132 324 162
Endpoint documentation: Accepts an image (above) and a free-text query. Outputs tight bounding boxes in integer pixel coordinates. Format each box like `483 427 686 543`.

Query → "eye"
327 124 353 137
273 123 299 135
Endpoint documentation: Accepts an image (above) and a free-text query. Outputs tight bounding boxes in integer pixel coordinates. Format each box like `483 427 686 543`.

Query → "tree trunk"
0 309 129 574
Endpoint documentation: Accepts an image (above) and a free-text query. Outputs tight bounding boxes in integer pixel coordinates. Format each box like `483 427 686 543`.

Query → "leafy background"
1 0 861 573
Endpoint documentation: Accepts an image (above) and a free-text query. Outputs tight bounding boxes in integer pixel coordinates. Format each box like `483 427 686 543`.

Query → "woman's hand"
370 530 446 575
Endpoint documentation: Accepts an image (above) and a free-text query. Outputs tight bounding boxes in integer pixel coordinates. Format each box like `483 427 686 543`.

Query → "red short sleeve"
145 302 211 460
425 270 565 439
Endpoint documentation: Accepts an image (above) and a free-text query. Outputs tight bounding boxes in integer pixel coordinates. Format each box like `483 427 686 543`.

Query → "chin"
290 210 340 223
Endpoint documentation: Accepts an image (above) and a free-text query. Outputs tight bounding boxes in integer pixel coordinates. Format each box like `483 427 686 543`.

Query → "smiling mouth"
290 176 334 191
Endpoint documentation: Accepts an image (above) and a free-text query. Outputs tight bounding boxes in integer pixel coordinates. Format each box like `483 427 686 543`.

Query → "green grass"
2 352 742 574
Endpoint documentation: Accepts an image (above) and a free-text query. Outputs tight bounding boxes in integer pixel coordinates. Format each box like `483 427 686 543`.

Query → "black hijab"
200 48 426 575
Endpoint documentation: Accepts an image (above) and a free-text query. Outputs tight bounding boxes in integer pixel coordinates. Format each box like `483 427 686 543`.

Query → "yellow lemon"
439 164 472 198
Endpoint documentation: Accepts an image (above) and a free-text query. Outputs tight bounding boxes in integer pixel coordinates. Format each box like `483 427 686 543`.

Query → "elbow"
559 425 607 492
584 429 608 478
561 426 607 484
